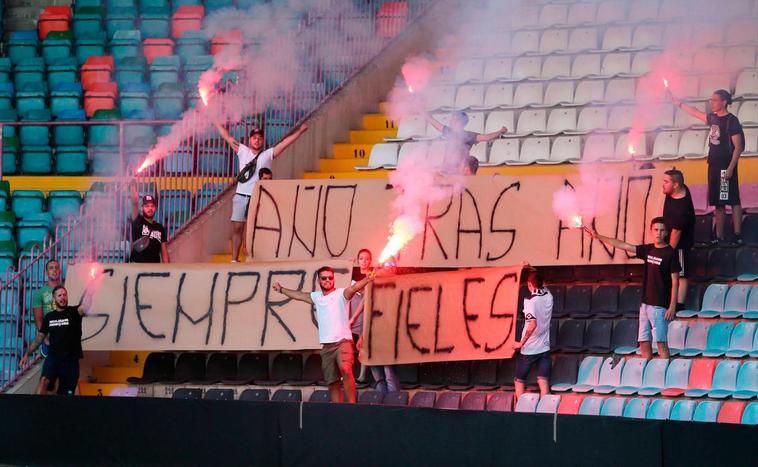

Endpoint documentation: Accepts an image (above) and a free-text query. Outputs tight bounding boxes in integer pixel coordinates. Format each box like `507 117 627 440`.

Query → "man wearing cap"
130 182 169 263
423 110 507 173
214 122 309 262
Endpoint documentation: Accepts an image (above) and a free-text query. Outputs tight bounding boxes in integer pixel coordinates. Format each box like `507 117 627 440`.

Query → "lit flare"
628 144 636 156
571 215 583 228
199 86 210 106
662 78 669 88
408 85 414 93
137 157 152 174
378 216 415 264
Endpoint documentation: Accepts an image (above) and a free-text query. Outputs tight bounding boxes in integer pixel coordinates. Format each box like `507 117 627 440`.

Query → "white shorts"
638 304 668 343
231 193 251 222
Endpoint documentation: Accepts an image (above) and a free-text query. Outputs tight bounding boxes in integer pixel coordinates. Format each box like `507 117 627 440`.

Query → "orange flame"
378 216 415 264
662 78 669 88
628 144 636 156
199 87 210 106
137 157 152 173
90 266 96 279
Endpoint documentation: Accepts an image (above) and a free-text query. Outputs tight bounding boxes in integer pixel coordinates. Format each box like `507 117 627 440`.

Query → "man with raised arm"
672 89 744 245
129 182 169 263
31 259 62 394
588 217 679 359
272 266 376 403
423 110 507 173
214 122 309 262
21 285 95 395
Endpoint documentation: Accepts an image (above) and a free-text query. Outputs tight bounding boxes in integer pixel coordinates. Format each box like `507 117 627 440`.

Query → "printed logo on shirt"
647 254 663 266
708 124 721 145
524 313 536 320
141 225 162 242
49 318 70 327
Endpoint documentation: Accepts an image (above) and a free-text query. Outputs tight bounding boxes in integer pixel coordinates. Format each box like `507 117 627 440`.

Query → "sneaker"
718 238 736 248
708 238 719 247
733 234 744 246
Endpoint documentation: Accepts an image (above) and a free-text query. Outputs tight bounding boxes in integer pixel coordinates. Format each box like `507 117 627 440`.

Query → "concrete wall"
168 2 455 262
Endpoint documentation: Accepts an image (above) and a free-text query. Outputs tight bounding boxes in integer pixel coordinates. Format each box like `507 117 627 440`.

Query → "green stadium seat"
0 83 13 111
106 0 137 39
176 31 208 64
72 6 103 38
47 56 79 89
8 31 39 65
16 82 48 117
124 110 156 144
141 0 169 12
149 55 180 89
55 145 88 175
21 145 53 174
91 145 120 175
0 58 11 82
119 83 150 115
115 56 146 87
153 83 184 119
13 57 45 88
19 109 51 147
54 109 86 146
0 181 9 197
1 144 18 175
75 31 107 65
0 212 14 242
0 109 17 138
50 82 83 117
140 9 171 39
16 218 51 249
47 190 82 223
89 108 120 145
110 30 141 61
42 30 73 64
11 190 44 219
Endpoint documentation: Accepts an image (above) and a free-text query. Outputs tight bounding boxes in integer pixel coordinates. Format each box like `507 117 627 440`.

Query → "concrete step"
109 351 151 368
303 170 389 180
6 6 43 20
319 158 368 172
91 366 142 383
362 114 398 131
348 129 397 144
331 143 374 160
79 382 129 397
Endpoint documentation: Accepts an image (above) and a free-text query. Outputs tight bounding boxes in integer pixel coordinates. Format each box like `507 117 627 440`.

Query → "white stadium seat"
511 82 544 107
726 19 758 44
541 55 571 79
397 142 428 166
604 78 636 103
391 115 427 141
516 109 547 135
616 132 648 159
607 105 635 131
568 27 599 52
539 29 569 53
600 53 631 77
511 57 542 81
567 3 596 25
690 22 724 48
674 106 707 129
630 24 663 50
596 0 626 24
652 131 682 160
742 128 758 156
583 134 616 162
697 73 732 99
601 26 633 51
545 136 581 164
470 141 488 163
646 104 675 130
658 0 688 20
424 85 456 111
628 0 659 22
630 51 659 76
570 54 602 78
663 23 692 49
465 111 486 134
692 48 724 74
735 69 758 99
482 58 513 82
539 4 568 27
678 130 708 158
511 30 540 55
485 111 515 134
545 108 577 134
356 143 398 170
575 106 608 133
724 47 756 73
543 81 574 106
574 80 605 105
480 83 514 109
425 113 450 138
737 100 758 126
426 141 446 168
487 139 520 165
453 59 484 83
517 137 550 164
454 84 485 110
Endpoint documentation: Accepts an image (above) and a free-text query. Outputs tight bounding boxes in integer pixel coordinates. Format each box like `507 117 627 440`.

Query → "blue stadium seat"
0 353 19 385
0 83 14 110
149 55 181 89
141 0 169 12
16 82 48 117
72 6 103 38
591 357 626 394
21 145 53 174
54 108 86 146
622 397 649 419
205 0 233 13
119 83 151 115
632 358 669 396
646 398 673 420
0 109 18 138
51 82 83 117
669 400 697 422
20 109 51 147
514 393 539 413
74 32 107 65
535 394 561 414
726 322 757 358
48 190 82 224
14 57 45 88
12 190 45 219
743 402 758 425
2 144 18 175
679 283 727 318
106 4 137 39
16 217 50 249
8 31 39 65
115 56 146 87
89 108 120 146
577 395 605 416
657 358 693 397
564 356 602 392
0 58 11 82
47 57 79 89
746 285 758 320
153 83 184 119
55 145 88 175
176 32 209 64
706 360 741 398
678 321 711 357
701 322 735 357
720 284 751 318
110 30 141 61
732 361 758 400
599 397 626 417
693 401 721 423
42 31 73 64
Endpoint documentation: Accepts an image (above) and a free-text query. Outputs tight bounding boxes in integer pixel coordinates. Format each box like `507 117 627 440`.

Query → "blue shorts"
515 351 551 383
638 304 668 343
41 355 79 395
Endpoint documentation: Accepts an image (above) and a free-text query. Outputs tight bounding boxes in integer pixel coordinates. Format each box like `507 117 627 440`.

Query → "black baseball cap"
142 195 156 205
249 127 264 137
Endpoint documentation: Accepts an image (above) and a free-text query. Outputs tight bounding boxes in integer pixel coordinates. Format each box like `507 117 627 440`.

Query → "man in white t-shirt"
513 269 553 400
273 266 376 403
215 122 309 262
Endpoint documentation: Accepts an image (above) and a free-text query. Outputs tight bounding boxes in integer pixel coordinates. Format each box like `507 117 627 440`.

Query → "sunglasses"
320 276 334 281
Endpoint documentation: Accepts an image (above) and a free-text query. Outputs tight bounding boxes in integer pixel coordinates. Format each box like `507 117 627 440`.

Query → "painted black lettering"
261 270 305 346
456 189 483 260
134 272 170 339
322 185 357 257
287 184 322 257
251 184 283 258
172 272 218 345
462 277 484 349
484 273 517 352
405 287 431 354
421 195 453 260
221 272 260 345
486 182 519 261
366 282 395 360
433 285 454 354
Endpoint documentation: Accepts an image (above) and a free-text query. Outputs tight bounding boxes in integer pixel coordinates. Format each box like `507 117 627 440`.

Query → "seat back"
619 358 647 387
670 399 697 421
578 395 605 416
693 401 721 422
358 390 384 405
736 361 758 392
640 358 668 389
600 397 627 417
664 359 692 389
410 391 436 408
514 393 539 413
557 393 585 415
461 392 487 411
237 353 268 381
683 322 711 350
597 357 624 386
622 398 649 419
575 356 603 386
729 322 757 353
271 389 301 402
239 389 269 401
535 394 561 414
742 402 758 425
172 387 202 399
204 388 234 400
700 283 729 311
434 391 462 410
688 358 718 390
486 392 513 412
646 398 673 420
706 322 735 352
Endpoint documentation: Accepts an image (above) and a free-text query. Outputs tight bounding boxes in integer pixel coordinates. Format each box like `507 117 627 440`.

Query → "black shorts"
707 162 741 206
41 355 79 395
515 351 551 382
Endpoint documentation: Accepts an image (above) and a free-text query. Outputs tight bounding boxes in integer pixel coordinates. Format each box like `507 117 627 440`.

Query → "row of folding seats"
461 18 758 57
444 50 758 84
419 75 758 113
562 356 757 399
679 283 758 319
362 128 758 169
516 392 756 424
685 248 758 282
472 0 758 32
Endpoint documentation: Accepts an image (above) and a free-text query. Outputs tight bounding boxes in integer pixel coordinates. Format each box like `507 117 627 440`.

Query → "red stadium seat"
81 56 114 91
661 358 717 397
143 38 174 65
376 2 408 38
210 30 242 56
717 401 746 424
84 81 118 117
557 393 585 415
172 6 204 39
39 6 72 39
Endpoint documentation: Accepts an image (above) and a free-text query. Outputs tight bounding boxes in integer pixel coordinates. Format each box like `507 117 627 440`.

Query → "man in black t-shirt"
671 89 744 245
20 285 93 395
129 183 169 263
423 110 508 174
662 169 695 312
590 217 680 359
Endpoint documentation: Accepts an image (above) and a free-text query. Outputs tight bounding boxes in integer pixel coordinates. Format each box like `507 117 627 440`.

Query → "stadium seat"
8 31 39 65
75 32 107 65
717 401 746 424
47 57 78 89
176 31 209 65
611 319 639 355
150 55 180 89
54 108 86 146
183 54 213 87
81 56 113 91
736 249 758 281
140 8 170 40
662 358 715 398
618 286 641 318
574 395 603 416
564 356 602 393
307 390 330 403
190 352 236 384
735 68 758 99
42 31 73 65
514 393 539 413
677 322 711 357
568 28 598 53
486 392 513 412
563 285 592 318
706 249 737 280
646 398 674 420
382 391 410 406
110 30 141 62
172 387 202 399
694 401 722 422
172 6 204 39
591 285 620 318
434 392 461 410
701 322 735 357
410 391 436 408
11 190 44 219
203 389 234 401
210 29 242 56
125 352 175 383
47 191 82 223
590 357 626 394
458 392 485 411
732 361 758 400
84 81 117 117
255 353 301 385
164 352 207 384
703 360 740 399
220 352 266 385
743 402 758 425
271 389 301 403
556 319 586 352
622 398 649 419
678 283 728 318
358 391 385 405
585 320 613 353
115 56 146 87
119 83 150 115
143 38 174 65
717 284 750 319
50 82 82 118
482 58 512 82
726 322 757 358
600 397 627 417
670 399 697 422
535 394 561 414
239 388 269 401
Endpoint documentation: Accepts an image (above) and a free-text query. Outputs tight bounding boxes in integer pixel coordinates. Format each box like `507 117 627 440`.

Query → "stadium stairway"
79 350 149 395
